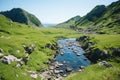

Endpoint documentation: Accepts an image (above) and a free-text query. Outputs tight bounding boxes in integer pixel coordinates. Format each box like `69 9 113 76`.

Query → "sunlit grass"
64 62 120 80
0 15 120 80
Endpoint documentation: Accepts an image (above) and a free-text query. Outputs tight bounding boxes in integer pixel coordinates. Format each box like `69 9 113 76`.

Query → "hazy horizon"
0 0 118 24
43 23 57 27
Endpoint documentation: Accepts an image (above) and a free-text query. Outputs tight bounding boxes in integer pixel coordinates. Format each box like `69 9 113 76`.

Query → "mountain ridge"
0 8 43 27
55 0 120 34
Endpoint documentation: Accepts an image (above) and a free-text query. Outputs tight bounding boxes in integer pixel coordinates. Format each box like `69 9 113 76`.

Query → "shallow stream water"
53 38 90 76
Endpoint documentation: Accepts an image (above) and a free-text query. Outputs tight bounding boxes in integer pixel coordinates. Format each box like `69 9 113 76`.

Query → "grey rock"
0 55 21 64
98 61 113 68
66 67 72 72
30 73 38 79
76 53 81 56
53 69 60 74
79 66 85 69
23 44 35 54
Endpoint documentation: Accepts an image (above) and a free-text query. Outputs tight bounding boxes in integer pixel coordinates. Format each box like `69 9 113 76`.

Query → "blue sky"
0 0 118 24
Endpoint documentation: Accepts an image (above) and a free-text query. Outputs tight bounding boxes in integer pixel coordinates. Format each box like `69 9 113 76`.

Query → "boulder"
22 56 29 65
98 61 113 68
45 43 58 50
66 67 72 72
78 69 82 72
53 61 63 68
79 66 85 69
0 55 21 64
23 44 35 54
49 66 55 70
63 74 67 77
53 69 60 74
58 63 63 66
76 53 81 56
59 70 64 73
30 73 38 79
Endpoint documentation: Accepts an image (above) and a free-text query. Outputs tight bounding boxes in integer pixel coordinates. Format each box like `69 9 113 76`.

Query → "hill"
56 15 81 28
56 0 120 34
0 8 43 27
76 0 120 34
75 5 106 27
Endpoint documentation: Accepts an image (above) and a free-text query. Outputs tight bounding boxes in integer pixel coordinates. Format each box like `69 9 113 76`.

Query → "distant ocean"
43 23 57 27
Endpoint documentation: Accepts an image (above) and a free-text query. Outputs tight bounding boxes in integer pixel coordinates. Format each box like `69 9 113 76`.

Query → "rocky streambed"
40 38 90 80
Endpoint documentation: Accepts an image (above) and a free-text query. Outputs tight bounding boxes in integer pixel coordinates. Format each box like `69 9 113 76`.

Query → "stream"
51 38 90 76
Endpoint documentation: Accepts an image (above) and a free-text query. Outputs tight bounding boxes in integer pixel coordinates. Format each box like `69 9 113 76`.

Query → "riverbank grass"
64 62 120 80
89 34 120 50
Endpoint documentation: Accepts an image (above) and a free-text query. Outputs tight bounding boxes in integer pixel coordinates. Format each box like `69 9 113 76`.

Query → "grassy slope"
76 1 120 34
0 14 120 80
0 15 80 80
88 34 120 50
56 16 81 28
64 62 120 80
56 1 120 34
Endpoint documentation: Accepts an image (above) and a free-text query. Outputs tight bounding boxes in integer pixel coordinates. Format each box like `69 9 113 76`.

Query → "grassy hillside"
64 62 120 80
0 11 120 80
0 8 42 27
75 5 106 27
56 15 81 28
55 0 120 34
0 15 80 80
76 0 120 34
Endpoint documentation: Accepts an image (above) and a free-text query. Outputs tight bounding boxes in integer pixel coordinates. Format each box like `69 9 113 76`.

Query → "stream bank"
40 38 90 80
76 35 120 63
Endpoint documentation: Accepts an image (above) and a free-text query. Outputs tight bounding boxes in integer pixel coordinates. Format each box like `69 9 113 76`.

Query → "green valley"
0 0 120 80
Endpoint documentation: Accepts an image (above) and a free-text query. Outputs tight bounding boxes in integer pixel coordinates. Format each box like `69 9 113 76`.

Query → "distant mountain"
0 8 43 27
55 15 81 28
76 0 120 28
56 0 120 34
75 5 106 27
93 0 120 27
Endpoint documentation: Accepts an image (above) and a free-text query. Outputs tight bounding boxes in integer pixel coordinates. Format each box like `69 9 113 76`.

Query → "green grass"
88 34 120 50
64 34 120 80
64 62 120 80
0 15 120 80
0 15 80 80
0 63 41 80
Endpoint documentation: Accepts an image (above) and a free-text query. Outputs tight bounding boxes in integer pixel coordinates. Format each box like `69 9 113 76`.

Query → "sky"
0 0 118 24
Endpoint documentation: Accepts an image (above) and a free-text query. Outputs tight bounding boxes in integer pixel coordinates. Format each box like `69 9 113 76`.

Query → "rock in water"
66 67 73 72
79 66 85 69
